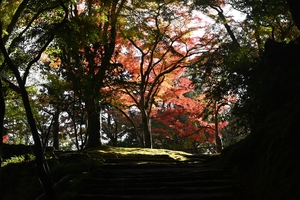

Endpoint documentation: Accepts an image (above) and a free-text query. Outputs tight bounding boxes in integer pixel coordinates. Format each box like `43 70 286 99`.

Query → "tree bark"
0 79 5 198
0 80 5 152
84 100 101 149
16 75 55 199
141 109 152 148
210 5 239 47
214 101 223 153
52 108 60 150
114 105 144 146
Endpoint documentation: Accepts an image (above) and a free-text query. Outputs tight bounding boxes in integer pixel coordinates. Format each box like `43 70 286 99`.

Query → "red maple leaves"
151 75 228 148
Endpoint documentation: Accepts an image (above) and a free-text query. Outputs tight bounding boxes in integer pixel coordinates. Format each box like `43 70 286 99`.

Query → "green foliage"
192 42 259 99
0 1 21 32
1 154 35 167
191 0 300 133
2 84 53 144
3 91 30 143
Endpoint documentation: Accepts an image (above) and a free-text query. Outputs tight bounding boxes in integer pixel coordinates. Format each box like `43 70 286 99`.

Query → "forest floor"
1 146 255 200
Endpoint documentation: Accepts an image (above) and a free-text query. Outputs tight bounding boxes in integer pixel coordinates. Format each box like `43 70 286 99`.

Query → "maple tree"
2 86 34 144
1 0 300 199
101 94 145 147
111 0 209 148
151 73 229 152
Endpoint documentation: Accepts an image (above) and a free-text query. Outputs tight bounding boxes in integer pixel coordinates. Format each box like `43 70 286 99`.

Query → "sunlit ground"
87 145 194 162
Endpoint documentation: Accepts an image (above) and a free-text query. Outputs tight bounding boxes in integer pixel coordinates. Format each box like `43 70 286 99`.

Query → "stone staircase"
70 155 245 200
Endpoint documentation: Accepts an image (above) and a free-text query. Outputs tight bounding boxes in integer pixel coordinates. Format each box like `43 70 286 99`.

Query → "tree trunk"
22 86 55 199
52 109 60 150
115 106 144 146
84 100 101 149
214 102 223 153
214 119 223 153
111 136 118 147
0 36 55 199
141 110 152 148
112 117 118 146
0 80 5 155
0 80 5 198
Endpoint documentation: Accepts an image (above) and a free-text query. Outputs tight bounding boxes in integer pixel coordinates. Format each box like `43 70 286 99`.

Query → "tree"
100 105 133 146
38 69 71 150
191 0 300 132
113 0 206 148
55 0 127 149
0 0 68 198
151 74 229 152
2 86 33 144
201 0 300 198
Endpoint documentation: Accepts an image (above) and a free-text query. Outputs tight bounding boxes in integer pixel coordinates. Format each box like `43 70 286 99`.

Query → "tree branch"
210 5 240 47
23 0 69 84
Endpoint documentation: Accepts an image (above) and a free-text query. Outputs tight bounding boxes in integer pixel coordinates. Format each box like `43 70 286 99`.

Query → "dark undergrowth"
216 100 300 200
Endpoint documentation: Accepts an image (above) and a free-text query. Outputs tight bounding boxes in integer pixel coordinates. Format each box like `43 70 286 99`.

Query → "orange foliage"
98 1 231 148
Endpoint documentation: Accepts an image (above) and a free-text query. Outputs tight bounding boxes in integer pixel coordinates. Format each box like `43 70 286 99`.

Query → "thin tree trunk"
0 1 68 197
113 121 118 146
214 101 223 153
0 79 5 198
141 110 152 148
52 109 60 150
113 105 143 146
0 40 55 199
210 5 240 47
20 83 56 199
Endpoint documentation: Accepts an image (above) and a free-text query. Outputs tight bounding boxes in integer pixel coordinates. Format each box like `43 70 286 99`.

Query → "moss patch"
87 146 193 162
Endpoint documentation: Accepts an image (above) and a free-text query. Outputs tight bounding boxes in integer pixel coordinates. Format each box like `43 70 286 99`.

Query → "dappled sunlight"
88 146 193 162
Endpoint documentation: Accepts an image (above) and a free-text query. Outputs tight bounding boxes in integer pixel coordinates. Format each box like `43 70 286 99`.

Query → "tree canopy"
1 0 300 198
1 0 299 154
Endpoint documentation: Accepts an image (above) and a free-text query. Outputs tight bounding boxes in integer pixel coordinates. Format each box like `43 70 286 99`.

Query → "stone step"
73 192 240 200
72 164 242 200
81 185 238 195
81 178 237 187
